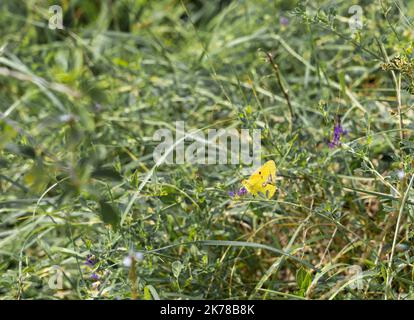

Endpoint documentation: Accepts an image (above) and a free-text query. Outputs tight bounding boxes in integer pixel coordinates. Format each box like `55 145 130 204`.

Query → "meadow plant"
0 0 414 300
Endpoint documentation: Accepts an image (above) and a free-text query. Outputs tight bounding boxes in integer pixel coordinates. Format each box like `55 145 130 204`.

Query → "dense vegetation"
1 0 414 299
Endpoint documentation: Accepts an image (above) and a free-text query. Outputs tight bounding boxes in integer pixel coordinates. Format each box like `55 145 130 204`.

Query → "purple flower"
328 123 347 149
85 255 96 267
90 273 100 281
237 187 248 196
280 16 289 26
229 186 248 198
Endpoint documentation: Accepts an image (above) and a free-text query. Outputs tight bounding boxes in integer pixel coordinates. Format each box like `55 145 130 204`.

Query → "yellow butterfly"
242 160 277 199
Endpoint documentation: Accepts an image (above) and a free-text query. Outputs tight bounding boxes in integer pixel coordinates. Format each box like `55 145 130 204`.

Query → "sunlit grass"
1 0 414 300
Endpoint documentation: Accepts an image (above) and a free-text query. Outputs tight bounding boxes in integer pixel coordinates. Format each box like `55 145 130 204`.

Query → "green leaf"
159 186 179 204
92 167 122 181
296 267 312 296
99 200 120 229
0 120 17 150
172 260 183 279
144 285 160 300
143 286 152 300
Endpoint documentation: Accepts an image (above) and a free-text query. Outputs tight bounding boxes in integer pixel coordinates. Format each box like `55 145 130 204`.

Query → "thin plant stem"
266 52 295 131
385 174 414 298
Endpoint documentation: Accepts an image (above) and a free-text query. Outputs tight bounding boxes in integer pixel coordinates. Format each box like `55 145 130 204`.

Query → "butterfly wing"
258 184 276 199
242 176 260 195
242 160 277 198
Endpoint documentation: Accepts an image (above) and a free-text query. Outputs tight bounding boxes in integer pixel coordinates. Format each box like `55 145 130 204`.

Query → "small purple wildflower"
229 186 248 198
237 186 248 196
90 273 100 281
280 16 289 26
328 123 346 149
85 255 96 267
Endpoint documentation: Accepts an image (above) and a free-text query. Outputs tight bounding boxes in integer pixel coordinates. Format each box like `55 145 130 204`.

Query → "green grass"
1 0 414 300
